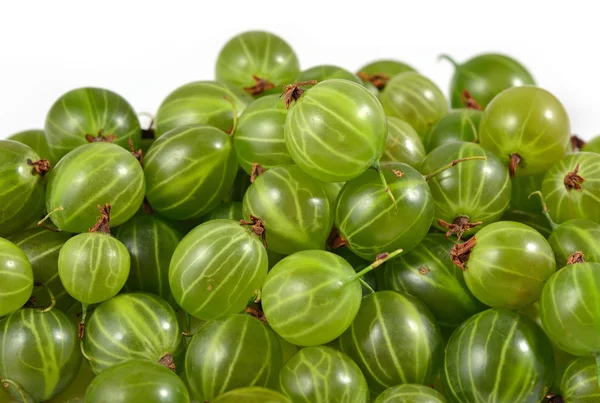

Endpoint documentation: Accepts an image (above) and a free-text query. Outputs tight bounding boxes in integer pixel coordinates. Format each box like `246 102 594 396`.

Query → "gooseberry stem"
424 156 487 181
222 96 238 136
358 278 375 294
33 281 56 312
528 191 558 230
1 378 30 402
374 164 398 214
351 249 403 281
37 206 64 232
438 54 460 69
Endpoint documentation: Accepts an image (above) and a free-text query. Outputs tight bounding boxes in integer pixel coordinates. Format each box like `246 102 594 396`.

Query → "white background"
0 0 598 139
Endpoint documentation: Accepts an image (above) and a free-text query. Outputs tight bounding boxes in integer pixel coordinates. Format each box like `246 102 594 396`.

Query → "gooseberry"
0 237 33 317
423 108 482 152
380 116 426 168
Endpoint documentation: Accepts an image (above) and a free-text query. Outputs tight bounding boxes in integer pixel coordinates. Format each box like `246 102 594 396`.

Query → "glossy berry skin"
213 387 291 403
509 174 544 213
285 79 388 182
335 162 434 260
0 140 47 237
442 309 554 403
233 95 294 174
45 142 145 233
0 237 33 317
279 346 369 403
442 53 536 109
185 314 283 402
462 221 556 309
548 219 600 267
114 215 183 306
203 201 243 221
169 220 267 320
297 64 363 84
216 31 300 92
540 262 600 357
421 142 512 235
380 116 426 168
559 357 600 402
8 129 53 164
423 109 482 152
84 359 190 403
379 72 448 137
0 308 82 403
501 209 553 238
144 125 238 220
374 384 446 403
378 234 485 327
340 291 443 395
479 86 570 176
155 81 252 136
541 152 600 224
357 60 416 86
44 87 141 161
582 136 600 153
83 293 182 374
243 166 333 255
9 228 75 311
262 251 362 346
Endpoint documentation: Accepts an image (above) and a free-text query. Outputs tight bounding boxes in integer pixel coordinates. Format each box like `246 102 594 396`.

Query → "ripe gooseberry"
46 358 95 403
203 201 243 221
0 237 33 317
501 209 554 238
374 384 446 403
478 86 570 177
213 387 291 403
442 308 554 403
339 290 443 395
423 108 482 152
380 116 426 169
279 346 369 403
0 140 49 237
440 53 536 108
8 129 53 164
297 64 363 85
44 87 141 161
356 59 416 90
215 31 300 97
581 135 600 153
558 357 600 402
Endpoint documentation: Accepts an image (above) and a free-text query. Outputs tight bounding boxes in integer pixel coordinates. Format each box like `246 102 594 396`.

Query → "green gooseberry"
541 152 600 224
479 86 570 177
380 116 426 168
185 314 283 401
169 219 267 320
279 346 369 403
374 384 446 403
333 245 377 296
0 140 48 237
379 72 448 137
510 174 544 213
423 109 482 152
144 125 238 220
203 201 243 221
356 59 416 90
45 142 145 233
339 290 443 395
154 81 252 137
215 31 300 96
233 94 294 174
0 237 33 317
242 165 333 255
44 87 141 161
213 387 291 403
7 129 53 164
442 308 554 403
297 64 363 84
454 221 556 309
321 181 345 205
84 359 189 403
548 219 600 267
47 358 95 403
284 79 388 182
501 209 553 238
581 135 600 153
225 168 252 203
440 53 536 109
559 357 600 402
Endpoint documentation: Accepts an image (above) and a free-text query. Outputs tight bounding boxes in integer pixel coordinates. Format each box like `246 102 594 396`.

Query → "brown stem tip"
78 322 85 340
546 393 564 403
357 71 391 90
85 129 116 143
567 251 586 265
128 138 144 166
245 306 267 322
509 153 521 178
280 80 317 109
250 163 265 183
438 216 482 241
450 236 477 270
392 169 404 178
570 135 586 152
240 215 267 247
89 204 112 234
27 159 50 176
158 353 176 372
564 164 584 191
327 227 348 249
461 90 483 110
244 75 276 96
419 266 430 275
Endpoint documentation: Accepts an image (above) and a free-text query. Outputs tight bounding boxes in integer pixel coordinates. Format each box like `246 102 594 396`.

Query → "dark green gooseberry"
44 87 141 161
233 94 294 174
322 181 345 205
541 152 600 224
421 142 511 237
297 64 363 85
154 81 252 137
144 125 238 220
84 359 189 403
114 215 183 306
423 108 482 152
374 384 446 403
9 228 75 311
339 290 443 395
213 387 291 403
45 142 145 232
442 308 554 403
479 86 570 177
0 308 82 402
510 174 544 213
380 116 426 168
284 79 388 182
7 129 53 164
548 219 600 267
83 292 182 374
0 140 48 237
0 237 33 317
215 31 300 96
356 59 416 91
559 357 600 402
169 219 268 320
242 165 333 255
279 346 369 403
203 201 243 221
501 209 553 238
379 72 448 137
377 233 485 327
440 53 536 109
262 250 400 347
185 314 283 401
47 358 95 403
455 221 556 309
581 135 600 153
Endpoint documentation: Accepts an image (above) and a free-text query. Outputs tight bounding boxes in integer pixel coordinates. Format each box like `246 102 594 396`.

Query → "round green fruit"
582 136 600 153
357 59 416 90
47 358 94 403
381 116 426 168
8 129 53 164
213 387 291 403
501 209 553 238
297 64 363 84
203 201 243 221
374 384 447 403
423 109 482 152
0 237 33 317
559 357 600 402
547 219 600 268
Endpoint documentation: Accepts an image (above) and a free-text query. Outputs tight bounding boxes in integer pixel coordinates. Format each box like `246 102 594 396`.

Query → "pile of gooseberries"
2 29 600 403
